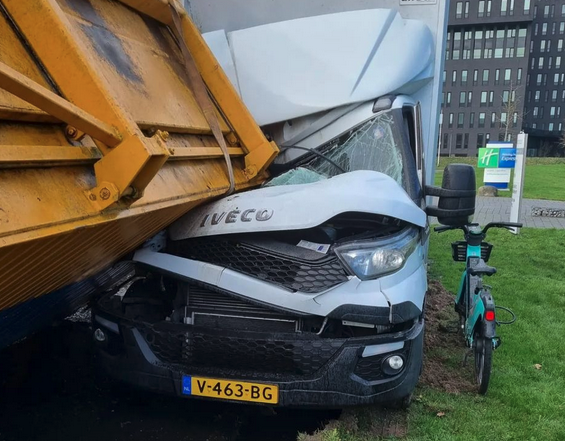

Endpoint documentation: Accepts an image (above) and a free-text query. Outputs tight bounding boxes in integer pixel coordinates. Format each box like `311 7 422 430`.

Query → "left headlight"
334 227 419 280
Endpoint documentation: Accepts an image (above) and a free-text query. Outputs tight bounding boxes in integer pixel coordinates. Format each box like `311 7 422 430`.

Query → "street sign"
509 133 528 234
478 142 516 190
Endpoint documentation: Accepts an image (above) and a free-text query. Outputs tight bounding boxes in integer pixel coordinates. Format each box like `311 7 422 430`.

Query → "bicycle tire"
474 330 493 395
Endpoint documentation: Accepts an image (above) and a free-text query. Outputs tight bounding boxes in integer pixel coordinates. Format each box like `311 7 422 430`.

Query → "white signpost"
509 132 528 234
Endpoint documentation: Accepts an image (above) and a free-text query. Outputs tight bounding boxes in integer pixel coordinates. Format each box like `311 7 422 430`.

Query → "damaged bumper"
92 300 423 407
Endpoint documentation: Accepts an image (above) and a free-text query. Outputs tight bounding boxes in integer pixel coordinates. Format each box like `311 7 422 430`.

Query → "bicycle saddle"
468 261 497 277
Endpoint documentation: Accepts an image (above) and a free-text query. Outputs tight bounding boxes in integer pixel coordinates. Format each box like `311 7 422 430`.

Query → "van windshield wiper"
281 145 346 174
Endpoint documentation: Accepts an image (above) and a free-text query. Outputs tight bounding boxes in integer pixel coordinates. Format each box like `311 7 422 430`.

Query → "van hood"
169 171 426 240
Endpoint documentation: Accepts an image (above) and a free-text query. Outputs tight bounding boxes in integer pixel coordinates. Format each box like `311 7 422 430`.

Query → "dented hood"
169 171 426 240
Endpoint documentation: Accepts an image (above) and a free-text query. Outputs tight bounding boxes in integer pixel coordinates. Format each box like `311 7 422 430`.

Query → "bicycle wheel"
474 329 493 395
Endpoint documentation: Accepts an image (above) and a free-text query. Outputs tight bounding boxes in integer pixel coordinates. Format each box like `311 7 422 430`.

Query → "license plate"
182 376 279 404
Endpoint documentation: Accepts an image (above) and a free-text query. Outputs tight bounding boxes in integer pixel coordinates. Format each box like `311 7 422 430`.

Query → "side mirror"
425 164 476 226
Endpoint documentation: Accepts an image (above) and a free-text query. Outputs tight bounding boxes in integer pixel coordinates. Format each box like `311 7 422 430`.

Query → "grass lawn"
433 158 565 201
303 228 565 441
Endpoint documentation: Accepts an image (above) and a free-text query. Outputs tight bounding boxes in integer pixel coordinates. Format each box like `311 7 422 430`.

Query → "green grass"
303 229 565 441
433 160 565 201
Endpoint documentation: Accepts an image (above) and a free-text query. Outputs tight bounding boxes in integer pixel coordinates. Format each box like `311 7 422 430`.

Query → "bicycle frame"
456 242 497 348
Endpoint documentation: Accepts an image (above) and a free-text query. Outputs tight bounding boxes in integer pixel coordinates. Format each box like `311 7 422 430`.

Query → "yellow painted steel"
0 0 276 312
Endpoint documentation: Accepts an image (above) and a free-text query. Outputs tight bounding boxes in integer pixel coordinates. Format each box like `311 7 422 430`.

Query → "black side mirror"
425 164 476 226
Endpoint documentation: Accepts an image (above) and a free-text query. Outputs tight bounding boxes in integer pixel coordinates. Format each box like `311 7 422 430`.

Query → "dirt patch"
421 280 475 394
298 407 407 441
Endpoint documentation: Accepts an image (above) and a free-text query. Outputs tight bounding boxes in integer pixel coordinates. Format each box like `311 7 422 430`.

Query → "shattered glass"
268 111 406 188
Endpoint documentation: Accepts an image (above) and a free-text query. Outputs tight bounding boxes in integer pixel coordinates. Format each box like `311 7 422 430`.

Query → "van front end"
92 175 428 407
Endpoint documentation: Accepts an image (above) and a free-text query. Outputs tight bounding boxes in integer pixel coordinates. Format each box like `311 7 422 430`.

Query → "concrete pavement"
431 196 565 228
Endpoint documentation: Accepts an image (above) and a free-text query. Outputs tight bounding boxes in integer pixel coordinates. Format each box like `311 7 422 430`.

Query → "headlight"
335 227 419 280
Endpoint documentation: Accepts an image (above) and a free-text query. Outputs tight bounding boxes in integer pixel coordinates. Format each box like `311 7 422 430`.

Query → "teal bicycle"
434 222 521 394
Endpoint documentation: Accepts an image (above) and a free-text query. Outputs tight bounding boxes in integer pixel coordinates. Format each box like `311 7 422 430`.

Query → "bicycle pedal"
493 337 502 349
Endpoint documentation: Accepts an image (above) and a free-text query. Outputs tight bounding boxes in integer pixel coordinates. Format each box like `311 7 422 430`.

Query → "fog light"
387 355 404 370
94 328 106 342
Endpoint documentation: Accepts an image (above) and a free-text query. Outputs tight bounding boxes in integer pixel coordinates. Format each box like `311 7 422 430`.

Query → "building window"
473 69 479 85
517 68 522 84
456 133 463 149
502 90 510 104
491 112 497 128
449 113 454 128
468 91 473 106
549 123 554 131
500 112 508 128
487 0 492 17
479 113 486 128
474 31 483 59
470 112 475 128
550 107 556 117
524 0 530 15
465 1 470 18
463 31 472 59
461 70 468 86
442 133 449 150
537 74 543 86
557 57 562 69
457 113 465 128
542 23 548 36
501 0 508 16
446 92 452 107
513 112 518 127
549 56 553 69
554 73 560 85
480 91 488 106
533 107 539 117
477 133 484 149
459 92 466 106
562 5 565 17
539 57 544 69
443 70 446 84
452 70 457 85
456 1 463 19
504 69 512 85
541 40 546 52
561 23 565 35
545 90 549 102
464 133 469 149
534 5 538 18
478 0 485 18
489 91 494 105
535 90 540 102
495 69 500 85
453 32 461 60
484 30 494 58
482 69 489 85
506 29 516 58
495 30 504 58
544 5 550 18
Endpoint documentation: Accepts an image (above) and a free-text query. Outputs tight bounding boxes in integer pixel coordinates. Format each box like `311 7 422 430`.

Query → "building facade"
441 0 564 156
522 1 565 154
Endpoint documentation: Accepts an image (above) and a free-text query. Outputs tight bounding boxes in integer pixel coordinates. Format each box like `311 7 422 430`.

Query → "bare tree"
496 82 523 141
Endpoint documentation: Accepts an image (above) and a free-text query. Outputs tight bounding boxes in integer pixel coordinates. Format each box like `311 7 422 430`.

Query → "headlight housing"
334 227 419 280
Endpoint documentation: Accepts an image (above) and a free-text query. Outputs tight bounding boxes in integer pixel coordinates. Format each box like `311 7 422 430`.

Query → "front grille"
175 239 348 293
187 283 281 317
451 241 493 263
139 324 344 376
354 355 385 381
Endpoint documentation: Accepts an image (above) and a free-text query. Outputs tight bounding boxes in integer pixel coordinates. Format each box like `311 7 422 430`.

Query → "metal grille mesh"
178 240 348 293
139 324 345 376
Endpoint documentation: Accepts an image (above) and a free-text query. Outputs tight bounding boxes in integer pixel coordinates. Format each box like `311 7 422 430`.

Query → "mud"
421 280 475 394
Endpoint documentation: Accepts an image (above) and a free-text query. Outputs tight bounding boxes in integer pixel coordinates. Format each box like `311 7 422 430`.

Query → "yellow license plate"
182 376 279 404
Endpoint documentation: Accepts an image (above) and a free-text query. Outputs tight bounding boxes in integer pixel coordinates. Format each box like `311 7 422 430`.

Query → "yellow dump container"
0 0 278 335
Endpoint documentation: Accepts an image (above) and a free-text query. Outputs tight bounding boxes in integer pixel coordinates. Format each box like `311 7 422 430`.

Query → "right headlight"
334 227 419 280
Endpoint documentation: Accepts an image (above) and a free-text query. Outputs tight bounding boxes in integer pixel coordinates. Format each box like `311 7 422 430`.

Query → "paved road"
432 197 565 228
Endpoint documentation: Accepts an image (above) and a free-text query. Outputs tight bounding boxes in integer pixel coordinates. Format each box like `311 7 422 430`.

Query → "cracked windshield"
268 111 405 188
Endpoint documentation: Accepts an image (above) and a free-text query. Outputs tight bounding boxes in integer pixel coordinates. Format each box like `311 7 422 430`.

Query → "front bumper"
92 305 424 408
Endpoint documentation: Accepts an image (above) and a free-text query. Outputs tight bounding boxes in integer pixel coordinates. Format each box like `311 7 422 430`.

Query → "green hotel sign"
478 148 500 168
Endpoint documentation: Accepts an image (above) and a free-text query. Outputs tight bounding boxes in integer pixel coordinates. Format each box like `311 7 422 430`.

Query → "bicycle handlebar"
434 222 523 235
